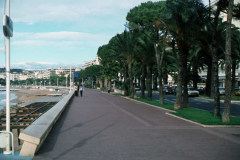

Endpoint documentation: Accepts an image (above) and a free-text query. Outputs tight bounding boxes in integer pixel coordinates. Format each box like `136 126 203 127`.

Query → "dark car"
197 86 205 95
163 86 174 94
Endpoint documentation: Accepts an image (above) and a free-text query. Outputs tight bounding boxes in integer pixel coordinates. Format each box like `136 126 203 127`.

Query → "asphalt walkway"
33 89 240 160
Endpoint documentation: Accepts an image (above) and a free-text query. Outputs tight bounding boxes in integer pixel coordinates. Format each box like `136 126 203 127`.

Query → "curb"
112 93 240 128
117 95 176 113
166 112 240 128
198 96 240 104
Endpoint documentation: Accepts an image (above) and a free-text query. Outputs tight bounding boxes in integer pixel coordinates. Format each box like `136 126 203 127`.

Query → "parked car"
172 86 177 95
235 88 240 96
163 86 174 94
197 86 205 95
173 87 199 97
219 87 225 95
187 87 199 97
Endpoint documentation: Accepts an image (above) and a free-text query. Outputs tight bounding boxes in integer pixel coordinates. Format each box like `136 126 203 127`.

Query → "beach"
0 87 62 116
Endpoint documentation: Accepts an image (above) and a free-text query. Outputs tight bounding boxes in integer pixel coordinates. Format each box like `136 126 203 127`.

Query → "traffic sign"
74 72 79 78
3 15 13 37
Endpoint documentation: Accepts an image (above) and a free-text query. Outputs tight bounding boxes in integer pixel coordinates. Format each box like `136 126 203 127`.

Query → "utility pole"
70 66 72 91
3 0 13 155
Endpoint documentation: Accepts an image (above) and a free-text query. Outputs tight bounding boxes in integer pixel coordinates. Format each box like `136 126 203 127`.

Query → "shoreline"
0 87 61 116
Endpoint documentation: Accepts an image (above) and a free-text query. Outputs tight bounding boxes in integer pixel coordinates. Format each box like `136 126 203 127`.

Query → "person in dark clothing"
74 83 79 96
79 85 84 97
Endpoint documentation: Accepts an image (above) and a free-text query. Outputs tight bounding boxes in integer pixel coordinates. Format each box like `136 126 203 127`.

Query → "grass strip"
171 107 240 125
120 96 240 125
134 98 174 111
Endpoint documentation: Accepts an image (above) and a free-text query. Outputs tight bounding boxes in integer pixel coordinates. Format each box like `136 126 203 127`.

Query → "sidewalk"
33 89 240 160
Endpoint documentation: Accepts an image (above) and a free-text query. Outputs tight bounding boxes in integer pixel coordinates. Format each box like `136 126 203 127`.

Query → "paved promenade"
34 89 240 160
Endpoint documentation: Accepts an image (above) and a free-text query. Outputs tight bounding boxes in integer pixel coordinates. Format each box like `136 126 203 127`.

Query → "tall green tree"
97 43 121 91
136 32 156 100
166 0 207 109
127 1 167 104
223 0 234 122
209 0 228 117
114 30 139 98
231 29 240 93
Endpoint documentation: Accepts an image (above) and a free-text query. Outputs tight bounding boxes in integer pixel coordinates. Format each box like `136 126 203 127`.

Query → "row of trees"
82 0 240 122
8 76 72 87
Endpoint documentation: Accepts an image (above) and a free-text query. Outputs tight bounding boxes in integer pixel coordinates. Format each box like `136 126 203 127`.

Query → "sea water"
0 91 18 110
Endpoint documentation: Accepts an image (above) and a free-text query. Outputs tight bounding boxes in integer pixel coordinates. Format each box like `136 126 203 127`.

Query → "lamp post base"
3 151 12 155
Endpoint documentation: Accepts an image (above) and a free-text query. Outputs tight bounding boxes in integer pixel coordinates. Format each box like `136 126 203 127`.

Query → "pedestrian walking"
79 85 84 97
74 83 79 96
108 86 111 94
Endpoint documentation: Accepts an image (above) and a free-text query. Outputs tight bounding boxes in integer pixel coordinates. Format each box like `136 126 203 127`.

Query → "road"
137 91 240 117
33 89 240 160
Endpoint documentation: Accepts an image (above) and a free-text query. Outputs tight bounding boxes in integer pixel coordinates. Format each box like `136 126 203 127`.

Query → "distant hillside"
0 68 23 73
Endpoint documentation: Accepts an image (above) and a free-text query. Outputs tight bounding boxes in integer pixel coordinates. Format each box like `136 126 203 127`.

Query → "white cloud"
9 0 160 23
32 32 107 40
12 31 112 47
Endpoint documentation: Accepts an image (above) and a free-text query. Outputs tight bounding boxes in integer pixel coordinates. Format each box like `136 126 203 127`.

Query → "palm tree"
136 32 156 100
114 30 139 98
209 0 229 117
223 0 234 122
231 28 240 94
166 0 207 109
97 44 121 91
126 1 167 104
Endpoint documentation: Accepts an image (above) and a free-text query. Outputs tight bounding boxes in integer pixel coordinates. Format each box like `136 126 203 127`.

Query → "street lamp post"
70 66 72 91
3 0 13 155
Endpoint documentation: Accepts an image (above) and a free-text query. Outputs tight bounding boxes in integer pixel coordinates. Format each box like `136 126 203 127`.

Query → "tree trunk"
104 78 108 91
128 58 135 98
205 57 212 96
174 51 183 109
223 0 234 122
109 80 112 92
182 48 189 108
154 43 164 104
212 52 220 116
192 59 198 90
231 59 236 94
163 68 168 85
123 64 129 96
141 64 146 98
208 0 211 20
175 40 189 108
153 74 158 90
146 64 152 101
210 0 222 116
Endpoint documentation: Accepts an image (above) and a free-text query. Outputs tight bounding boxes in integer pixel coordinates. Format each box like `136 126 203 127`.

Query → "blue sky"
0 0 211 70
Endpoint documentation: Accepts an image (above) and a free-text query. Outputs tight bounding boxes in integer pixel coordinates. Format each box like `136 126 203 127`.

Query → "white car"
188 87 199 97
219 88 225 95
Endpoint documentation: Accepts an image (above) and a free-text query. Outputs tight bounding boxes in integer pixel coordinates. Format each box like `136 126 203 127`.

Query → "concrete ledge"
19 91 74 156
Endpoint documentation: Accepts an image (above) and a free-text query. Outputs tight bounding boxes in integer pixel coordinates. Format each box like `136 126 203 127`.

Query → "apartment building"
82 56 100 69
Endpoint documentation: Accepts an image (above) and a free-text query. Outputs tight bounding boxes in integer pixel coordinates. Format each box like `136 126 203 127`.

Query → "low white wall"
19 91 74 156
